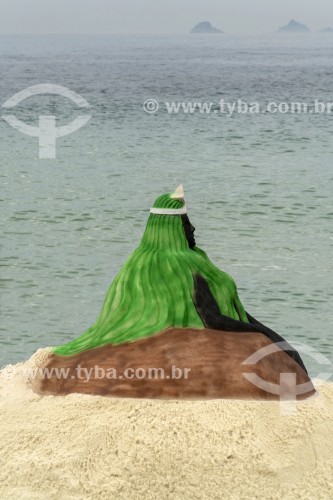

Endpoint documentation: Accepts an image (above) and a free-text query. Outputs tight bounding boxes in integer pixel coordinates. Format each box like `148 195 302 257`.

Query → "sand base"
1 349 333 499
32 328 315 400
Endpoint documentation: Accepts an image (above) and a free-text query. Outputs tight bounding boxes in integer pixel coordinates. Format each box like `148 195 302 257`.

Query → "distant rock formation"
278 20 311 33
190 22 223 34
319 27 333 33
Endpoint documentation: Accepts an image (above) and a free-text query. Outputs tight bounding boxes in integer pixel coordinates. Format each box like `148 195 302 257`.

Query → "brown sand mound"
0 355 332 500
32 328 314 400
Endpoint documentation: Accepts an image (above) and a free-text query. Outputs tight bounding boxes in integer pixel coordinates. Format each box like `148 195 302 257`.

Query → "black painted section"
181 214 196 249
193 274 308 373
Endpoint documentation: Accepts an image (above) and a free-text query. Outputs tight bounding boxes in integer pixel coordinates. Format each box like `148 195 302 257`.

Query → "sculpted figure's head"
147 185 196 250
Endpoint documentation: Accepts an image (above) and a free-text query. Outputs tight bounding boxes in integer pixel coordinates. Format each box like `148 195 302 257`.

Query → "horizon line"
0 31 331 36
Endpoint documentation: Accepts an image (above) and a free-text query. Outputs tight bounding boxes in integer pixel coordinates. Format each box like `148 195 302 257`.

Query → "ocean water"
1 34 332 378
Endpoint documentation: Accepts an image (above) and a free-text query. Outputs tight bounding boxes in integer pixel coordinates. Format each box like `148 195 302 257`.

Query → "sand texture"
0 349 332 500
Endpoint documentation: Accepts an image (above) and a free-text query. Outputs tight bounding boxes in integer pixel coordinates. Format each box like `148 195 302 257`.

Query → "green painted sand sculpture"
34 186 313 400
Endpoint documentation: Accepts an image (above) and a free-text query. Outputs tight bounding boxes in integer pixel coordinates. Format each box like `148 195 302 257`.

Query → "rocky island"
190 21 223 34
278 19 311 33
319 27 333 33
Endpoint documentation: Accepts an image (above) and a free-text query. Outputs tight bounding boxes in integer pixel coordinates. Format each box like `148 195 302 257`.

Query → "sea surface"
1 34 332 378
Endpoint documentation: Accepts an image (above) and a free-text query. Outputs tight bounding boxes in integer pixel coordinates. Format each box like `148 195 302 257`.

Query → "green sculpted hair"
54 192 248 356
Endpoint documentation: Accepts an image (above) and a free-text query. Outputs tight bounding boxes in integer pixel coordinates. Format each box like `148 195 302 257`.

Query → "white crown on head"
150 185 188 215
170 184 184 200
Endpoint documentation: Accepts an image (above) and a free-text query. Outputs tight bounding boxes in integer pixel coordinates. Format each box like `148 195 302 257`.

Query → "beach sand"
0 349 332 499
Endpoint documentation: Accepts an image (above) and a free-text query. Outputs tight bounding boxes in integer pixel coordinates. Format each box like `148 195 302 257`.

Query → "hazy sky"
1 0 332 34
